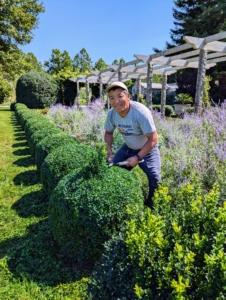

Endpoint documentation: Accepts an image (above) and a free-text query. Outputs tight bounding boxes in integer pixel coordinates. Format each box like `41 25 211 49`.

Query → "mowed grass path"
0 107 88 299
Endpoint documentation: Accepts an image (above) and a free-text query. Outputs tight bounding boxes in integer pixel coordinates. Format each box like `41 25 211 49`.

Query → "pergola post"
99 75 103 99
137 77 141 102
194 49 207 114
76 81 80 107
160 74 167 119
118 65 122 81
86 79 90 105
146 62 153 109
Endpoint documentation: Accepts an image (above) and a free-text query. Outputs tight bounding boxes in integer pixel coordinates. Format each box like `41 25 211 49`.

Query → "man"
104 81 161 209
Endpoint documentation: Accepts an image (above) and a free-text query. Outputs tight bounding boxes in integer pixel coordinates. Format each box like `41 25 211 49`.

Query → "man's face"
108 87 130 116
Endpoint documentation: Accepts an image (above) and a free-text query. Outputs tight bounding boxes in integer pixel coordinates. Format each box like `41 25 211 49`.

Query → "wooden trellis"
70 31 226 114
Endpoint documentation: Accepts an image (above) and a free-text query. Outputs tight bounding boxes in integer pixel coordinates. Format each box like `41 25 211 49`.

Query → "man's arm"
126 131 158 167
104 130 114 161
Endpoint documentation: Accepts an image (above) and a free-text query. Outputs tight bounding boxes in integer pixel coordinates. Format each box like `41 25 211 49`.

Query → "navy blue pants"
112 143 161 209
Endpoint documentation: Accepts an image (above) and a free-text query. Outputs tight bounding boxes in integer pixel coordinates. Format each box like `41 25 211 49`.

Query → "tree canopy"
73 48 93 74
0 0 45 51
93 58 107 71
169 0 226 47
44 49 74 77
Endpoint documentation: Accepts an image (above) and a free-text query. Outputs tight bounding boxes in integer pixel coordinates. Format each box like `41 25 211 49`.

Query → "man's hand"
107 149 113 161
125 156 139 167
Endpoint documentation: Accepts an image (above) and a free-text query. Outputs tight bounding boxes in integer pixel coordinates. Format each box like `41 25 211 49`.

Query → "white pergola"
70 31 226 115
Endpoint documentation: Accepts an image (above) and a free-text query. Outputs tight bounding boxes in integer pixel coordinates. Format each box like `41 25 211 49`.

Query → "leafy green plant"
152 104 174 116
28 126 61 156
16 71 61 108
88 182 226 299
35 133 78 170
49 167 144 262
40 142 105 196
174 93 193 104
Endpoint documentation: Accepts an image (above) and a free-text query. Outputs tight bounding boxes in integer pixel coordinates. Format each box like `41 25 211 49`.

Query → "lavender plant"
154 102 226 199
47 101 226 199
47 100 106 147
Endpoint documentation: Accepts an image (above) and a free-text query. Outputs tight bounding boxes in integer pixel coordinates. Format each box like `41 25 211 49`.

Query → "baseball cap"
106 81 128 93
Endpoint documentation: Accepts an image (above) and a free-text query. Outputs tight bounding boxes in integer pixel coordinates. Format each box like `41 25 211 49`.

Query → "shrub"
16 71 61 109
28 126 61 156
35 133 78 170
18 110 40 130
24 117 55 141
40 142 104 196
88 183 226 299
152 104 174 117
174 93 193 104
0 78 13 104
48 166 144 262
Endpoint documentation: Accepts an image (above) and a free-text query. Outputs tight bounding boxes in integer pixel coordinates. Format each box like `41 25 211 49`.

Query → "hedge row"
152 104 174 117
14 103 145 263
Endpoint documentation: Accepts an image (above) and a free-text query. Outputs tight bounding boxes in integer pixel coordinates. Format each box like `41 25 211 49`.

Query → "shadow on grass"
12 142 28 148
13 148 30 156
13 156 35 167
0 219 94 286
12 189 49 218
13 170 40 186
14 136 27 142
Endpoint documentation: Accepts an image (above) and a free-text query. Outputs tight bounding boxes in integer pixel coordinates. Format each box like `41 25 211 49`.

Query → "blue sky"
20 0 176 66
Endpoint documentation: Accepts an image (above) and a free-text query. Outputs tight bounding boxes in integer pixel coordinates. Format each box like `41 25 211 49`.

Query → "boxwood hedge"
28 127 61 156
48 166 144 262
35 133 78 170
88 183 226 299
40 143 105 196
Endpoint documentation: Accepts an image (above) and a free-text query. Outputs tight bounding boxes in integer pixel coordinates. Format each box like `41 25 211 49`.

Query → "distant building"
132 82 178 95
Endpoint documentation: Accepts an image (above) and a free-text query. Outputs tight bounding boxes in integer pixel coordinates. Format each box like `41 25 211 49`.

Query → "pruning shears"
108 159 144 167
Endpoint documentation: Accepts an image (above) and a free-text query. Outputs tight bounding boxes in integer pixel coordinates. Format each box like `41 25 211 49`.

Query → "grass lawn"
0 107 89 299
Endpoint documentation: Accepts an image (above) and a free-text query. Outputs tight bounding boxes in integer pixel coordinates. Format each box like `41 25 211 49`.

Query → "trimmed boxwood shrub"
28 126 61 156
40 143 104 196
48 166 144 262
16 71 61 109
35 133 78 170
19 110 39 130
24 118 56 141
152 104 174 117
88 183 226 299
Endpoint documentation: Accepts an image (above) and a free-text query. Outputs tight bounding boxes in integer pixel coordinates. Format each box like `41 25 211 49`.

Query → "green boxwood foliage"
88 183 226 299
40 143 104 196
18 110 39 130
24 117 55 141
48 167 144 262
35 133 78 170
16 71 61 109
28 126 61 156
152 104 174 117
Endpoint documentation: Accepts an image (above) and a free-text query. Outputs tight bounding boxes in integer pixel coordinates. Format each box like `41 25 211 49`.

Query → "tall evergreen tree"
44 49 73 75
169 0 226 47
73 48 93 74
93 58 107 71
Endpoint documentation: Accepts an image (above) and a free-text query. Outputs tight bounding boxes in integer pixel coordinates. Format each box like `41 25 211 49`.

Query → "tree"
93 58 107 71
0 47 44 82
44 49 73 76
112 58 125 65
112 59 119 65
169 0 226 47
0 0 45 51
73 48 93 74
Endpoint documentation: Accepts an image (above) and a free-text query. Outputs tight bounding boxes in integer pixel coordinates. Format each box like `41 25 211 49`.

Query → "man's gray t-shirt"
104 101 156 150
